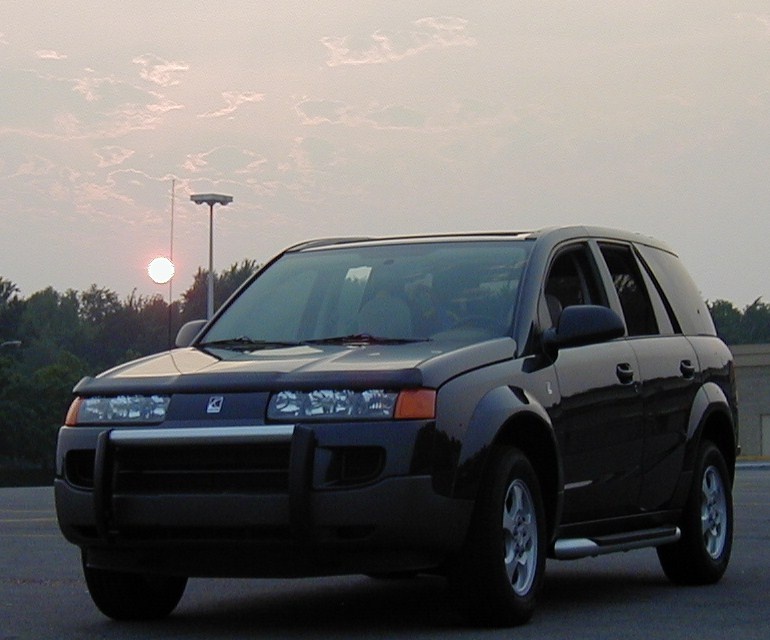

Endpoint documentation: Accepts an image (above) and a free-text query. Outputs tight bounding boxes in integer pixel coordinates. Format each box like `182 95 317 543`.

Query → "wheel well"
699 409 737 483
493 415 560 542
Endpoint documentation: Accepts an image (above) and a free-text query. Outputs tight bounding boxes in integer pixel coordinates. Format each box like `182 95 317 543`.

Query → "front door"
551 341 644 523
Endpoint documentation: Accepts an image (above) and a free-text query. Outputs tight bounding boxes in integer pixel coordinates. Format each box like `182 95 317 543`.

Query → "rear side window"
635 244 716 336
599 244 658 336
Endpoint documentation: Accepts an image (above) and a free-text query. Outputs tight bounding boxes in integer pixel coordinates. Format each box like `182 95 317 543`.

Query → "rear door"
596 242 700 511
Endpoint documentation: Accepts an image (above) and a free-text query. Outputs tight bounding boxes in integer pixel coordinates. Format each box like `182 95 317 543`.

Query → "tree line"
1 268 769 479
0 261 257 478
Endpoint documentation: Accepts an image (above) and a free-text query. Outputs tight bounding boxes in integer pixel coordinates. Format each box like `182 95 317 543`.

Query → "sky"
1 1 769 307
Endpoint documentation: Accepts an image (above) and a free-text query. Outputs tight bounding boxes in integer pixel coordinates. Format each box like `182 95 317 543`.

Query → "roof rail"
284 231 537 252
284 236 374 252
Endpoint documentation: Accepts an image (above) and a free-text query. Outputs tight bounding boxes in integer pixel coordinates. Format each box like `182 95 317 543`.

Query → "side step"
552 526 681 560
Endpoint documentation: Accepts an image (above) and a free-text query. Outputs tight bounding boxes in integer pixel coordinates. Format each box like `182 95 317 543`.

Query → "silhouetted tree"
708 298 770 345
709 300 743 345
0 260 283 474
0 278 23 345
179 260 259 325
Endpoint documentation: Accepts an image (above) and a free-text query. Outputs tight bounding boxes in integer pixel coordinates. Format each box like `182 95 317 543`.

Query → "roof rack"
283 237 373 252
284 231 533 252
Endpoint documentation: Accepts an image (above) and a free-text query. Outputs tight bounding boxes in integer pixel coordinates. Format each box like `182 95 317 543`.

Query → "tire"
82 553 188 621
657 441 733 585
449 446 546 627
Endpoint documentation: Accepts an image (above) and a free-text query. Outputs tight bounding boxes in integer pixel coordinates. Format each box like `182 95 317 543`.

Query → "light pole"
190 193 233 319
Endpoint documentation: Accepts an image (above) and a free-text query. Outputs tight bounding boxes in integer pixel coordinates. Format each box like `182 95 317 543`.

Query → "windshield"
201 240 530 346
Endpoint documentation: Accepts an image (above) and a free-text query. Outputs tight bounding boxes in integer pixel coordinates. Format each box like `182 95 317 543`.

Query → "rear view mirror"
543 305 625 353
175 319 207 347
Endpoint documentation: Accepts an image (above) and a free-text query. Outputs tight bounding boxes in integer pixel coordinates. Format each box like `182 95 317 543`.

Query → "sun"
148 257 175 284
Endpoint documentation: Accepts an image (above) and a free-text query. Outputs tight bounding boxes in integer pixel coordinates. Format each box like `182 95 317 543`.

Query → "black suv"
55 226 738 626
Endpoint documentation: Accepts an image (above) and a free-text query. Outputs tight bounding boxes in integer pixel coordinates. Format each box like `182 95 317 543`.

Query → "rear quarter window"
635 244 716 336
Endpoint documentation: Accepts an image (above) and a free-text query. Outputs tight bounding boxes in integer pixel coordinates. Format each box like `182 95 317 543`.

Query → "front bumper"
55 421 471 577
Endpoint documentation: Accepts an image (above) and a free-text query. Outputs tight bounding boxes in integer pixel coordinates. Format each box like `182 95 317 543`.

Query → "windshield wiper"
197 336 301 351
303 334 430 346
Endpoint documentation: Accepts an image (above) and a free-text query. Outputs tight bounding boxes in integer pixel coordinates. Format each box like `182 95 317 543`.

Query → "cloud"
197 91 265 118
321 16 475 67
295 99 349 125
133 54 190 86
295 97 505 132
94 146 135 168
69 72 184 135
73 75 120 102
234 151 268 175
296 98 425 130
364 104 427 130
182 146 256 175
11 155 56 178
35 49 67 60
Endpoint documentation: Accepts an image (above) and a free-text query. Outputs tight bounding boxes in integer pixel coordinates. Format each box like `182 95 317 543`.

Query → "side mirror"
543 305 625 354
175 319 207 348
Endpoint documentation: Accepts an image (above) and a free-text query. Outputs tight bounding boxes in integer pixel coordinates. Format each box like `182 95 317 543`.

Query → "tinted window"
544 245 604 326
635 244 716 336
204 241 531 343
599 244 658 336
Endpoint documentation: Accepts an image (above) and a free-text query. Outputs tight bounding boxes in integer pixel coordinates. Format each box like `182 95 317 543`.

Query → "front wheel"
657 441 733 584
449 446 546 627
82 553 188 620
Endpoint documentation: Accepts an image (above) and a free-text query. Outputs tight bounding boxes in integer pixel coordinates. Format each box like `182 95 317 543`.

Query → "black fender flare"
451 385 563 539
670 381 737 507
685 382 737 464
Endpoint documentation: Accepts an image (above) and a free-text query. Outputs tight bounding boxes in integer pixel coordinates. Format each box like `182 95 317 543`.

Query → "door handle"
616 362 635 384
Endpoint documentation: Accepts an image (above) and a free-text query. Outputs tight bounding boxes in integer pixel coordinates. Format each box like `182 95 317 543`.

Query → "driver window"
544 247 603 327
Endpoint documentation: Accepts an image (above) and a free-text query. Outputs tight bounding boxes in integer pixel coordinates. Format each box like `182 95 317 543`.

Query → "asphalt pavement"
1 464 768 640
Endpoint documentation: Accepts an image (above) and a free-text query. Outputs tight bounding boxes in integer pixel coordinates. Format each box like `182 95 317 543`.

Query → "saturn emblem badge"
207 396 224 414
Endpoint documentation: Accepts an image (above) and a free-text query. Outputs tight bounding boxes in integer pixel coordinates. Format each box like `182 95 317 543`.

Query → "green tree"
740 298 770 343
0 260 259 474
0 351 87 467
708 299 743 344
179 260 258 325
0 278 24 346
708 298 770 345
0 277 19 304
17 288 83 374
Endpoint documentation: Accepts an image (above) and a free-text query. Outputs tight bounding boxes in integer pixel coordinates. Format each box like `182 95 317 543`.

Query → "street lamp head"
190 193 233 207
190 193 234 320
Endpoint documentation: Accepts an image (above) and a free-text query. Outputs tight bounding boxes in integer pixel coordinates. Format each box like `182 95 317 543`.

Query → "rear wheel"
449 446 546 627
657 441 733 584
82 553 187 620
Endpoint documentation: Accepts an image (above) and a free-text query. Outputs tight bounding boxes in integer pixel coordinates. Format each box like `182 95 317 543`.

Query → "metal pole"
207 202 214 320
168 178 175 346
169 178 175 304
189 193 231 321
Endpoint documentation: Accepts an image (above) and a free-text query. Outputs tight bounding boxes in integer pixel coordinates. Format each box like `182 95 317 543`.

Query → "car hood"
72 338 517 395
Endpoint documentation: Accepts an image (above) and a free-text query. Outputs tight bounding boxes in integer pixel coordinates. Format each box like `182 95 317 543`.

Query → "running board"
552 526 681 560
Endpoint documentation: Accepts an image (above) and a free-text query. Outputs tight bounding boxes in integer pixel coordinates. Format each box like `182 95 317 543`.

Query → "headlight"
267 388 436 421
65 395 171 425
268 389 397 420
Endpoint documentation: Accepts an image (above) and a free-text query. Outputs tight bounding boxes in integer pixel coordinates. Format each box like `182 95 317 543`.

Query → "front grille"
117 524 293 542
112 443 291 494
